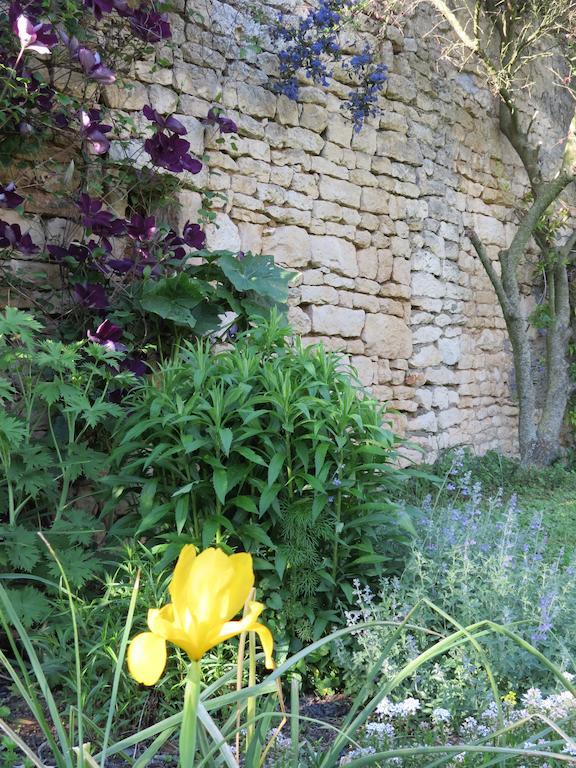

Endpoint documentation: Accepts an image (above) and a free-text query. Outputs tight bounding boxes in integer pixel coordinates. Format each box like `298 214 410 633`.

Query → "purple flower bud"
80 109 112 155
126 213 157 241
13 14 57 59
77 194 126 237
201 108 238 134
143 132 202 174
77 47 115 83
0 183 24 209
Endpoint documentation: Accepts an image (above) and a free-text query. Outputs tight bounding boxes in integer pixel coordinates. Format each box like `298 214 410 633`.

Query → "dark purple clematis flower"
48 240 97 263
13 15 58 62
9 1 45 24
77 47 115 84
83 0 115 20
144 132 202 174
0 183 24 209
129 8 171 42
77 194 126 238
74 282 108 309
182 221 206 249
142 104 187 135
0 221 39 254
80 109 112 155
126 213 157 241
201 108 237 135
162 229 186 260
87 319 126 350
123 356 149 376
106 257 135 274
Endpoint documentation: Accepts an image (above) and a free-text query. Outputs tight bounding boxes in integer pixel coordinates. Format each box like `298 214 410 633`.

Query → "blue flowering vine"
272 0 387 131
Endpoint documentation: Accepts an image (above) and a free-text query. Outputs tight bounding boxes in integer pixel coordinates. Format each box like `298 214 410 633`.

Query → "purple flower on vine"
74 282 108 309
128 8 171 42
87 319 126 350
143 105 187 135
123 356 149 376
48 241 95 263
0 183 24 209
182 221 206 249
201 108 237 135
144 132 202 174
162 230 187 260
126 213 157 242
77 47 115 84
83 0 115 20
13 14 57 63
80 109 112 155
0 221 39 254
77 194 126 238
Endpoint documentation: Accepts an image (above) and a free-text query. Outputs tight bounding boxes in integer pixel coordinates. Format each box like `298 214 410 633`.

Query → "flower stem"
180 660 201 768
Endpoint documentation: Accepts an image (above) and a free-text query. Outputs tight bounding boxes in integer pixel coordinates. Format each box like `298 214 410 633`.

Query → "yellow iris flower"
127 546 274 686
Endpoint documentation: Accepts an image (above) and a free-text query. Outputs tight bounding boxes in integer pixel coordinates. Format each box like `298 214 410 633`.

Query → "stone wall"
9 0 572 459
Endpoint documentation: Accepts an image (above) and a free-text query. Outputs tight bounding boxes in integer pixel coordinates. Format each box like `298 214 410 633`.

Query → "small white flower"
431 707 452 724
366 721 395 740
395 697 421 717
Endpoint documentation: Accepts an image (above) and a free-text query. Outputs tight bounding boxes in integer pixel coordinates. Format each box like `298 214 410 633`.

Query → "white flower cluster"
365 721 396 740
339 745 376 765
519 687 576 720
431 707 452 724
376 696 421 719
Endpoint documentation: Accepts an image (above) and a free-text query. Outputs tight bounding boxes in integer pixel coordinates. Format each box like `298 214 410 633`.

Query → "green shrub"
106 315 414 647
0 308 135 624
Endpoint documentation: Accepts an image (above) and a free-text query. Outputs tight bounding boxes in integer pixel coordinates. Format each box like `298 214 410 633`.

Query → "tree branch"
507 173 574 269
466 227 513 316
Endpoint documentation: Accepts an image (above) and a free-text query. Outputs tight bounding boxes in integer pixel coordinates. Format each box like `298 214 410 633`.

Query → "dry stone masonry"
14 0 553 460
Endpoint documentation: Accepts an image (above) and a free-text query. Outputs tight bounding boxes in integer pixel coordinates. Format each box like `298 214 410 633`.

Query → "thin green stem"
180 660 202 768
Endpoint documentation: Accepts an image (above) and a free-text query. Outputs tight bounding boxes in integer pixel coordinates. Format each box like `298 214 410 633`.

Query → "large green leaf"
216 252 293 304
139 274 206 328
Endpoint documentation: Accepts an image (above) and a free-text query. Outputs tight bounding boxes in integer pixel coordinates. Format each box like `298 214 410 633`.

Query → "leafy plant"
106 314 414 648
0 307 134 622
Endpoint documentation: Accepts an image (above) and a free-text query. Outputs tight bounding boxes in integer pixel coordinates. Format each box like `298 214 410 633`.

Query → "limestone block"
355 277 380 295
351 124 377 154
310 235 358 277
351 292 380 313
351 356 375 386
392 258 411 285
232 176 257 195
319 176 361 208
360 188 387 214
261 226 311 268
438 336 461 365
301 285 339 304
287 127 325 154
313 200 343 222
411 345 442 367
412 250 441 275
325 115 353 147
181 42 226 71
310 305 365 337
362 314 412 358
173 64 220 100
177 190 202 228
412 272 445 299
237 83 276 118
276 95 299 125
376 132 423 166
357 247 378 279
410 411 438 433
267 206 311 226
270 166 294 187
300 103 328 133
238 222 262 253
437 408 461 429
148 84 178 114
205 213 241 252
377 249 393 282
386 73 417 104
412 326 441 344
325 273 355 288
288 306 312 334
134 61 172 85
292 173 318 196
472 214 506 247
103 81 148 110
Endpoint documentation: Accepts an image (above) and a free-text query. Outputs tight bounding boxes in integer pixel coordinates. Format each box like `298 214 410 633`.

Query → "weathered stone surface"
310 305 365 337
318 177 361 208
262 226 311 269
309 235 358 277
205 213 241 252
363 314 412 358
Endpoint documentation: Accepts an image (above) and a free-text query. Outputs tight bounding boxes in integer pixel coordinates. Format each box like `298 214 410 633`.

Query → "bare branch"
465 227 513 315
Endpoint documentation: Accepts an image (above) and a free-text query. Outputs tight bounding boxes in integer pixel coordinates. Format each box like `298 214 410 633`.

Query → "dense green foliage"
107 315 412 648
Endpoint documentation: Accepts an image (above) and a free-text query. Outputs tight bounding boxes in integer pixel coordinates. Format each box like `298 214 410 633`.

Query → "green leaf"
267 452 284 487
230 495 258 514
4 586 51 627
0 525 41 571
219 427 233 456
217 252 293 304
212 467 228 504
175 495 189 534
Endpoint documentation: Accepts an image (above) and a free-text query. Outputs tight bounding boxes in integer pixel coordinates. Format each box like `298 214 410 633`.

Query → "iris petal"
127 632 167 686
